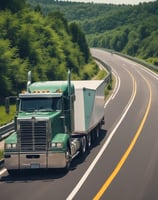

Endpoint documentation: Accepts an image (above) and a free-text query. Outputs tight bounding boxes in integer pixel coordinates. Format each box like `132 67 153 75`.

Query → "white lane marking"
66 69 136 200
104 70 120 109
111 70 120 100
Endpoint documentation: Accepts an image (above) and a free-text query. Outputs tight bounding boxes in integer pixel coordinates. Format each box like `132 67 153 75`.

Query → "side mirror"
16 98 20 113
5 97 10 114
5 96 18 114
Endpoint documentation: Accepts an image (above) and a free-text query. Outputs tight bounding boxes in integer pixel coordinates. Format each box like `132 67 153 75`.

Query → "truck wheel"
87 133 91 149
80 136 87 154
64 148 71 172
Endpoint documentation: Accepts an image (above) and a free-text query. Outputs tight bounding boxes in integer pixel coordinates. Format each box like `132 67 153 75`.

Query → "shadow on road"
1 168 69 183
70 128 107 171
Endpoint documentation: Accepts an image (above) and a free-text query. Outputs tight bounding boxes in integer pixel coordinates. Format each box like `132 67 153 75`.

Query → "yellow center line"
93 72 152 200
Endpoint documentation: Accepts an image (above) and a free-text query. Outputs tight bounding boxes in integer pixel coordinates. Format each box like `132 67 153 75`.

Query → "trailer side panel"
73 80 105 133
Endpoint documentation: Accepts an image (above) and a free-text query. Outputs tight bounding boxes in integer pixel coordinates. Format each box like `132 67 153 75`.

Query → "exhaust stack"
27 71 32 92
68 69 71 98
67 69 72 133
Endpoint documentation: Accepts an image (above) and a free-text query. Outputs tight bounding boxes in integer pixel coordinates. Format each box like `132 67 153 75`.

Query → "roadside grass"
0 105 16 126
104 75 114 99
0 150 3 160
104 83 112 97
93 69 107 80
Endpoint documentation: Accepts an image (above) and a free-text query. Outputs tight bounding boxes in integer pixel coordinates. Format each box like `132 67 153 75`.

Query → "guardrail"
93 56 112 74
0 121 14 141
0 123 15 170
0 159 4 169
93 56 112 88
100 48 158 72
115 52 158 72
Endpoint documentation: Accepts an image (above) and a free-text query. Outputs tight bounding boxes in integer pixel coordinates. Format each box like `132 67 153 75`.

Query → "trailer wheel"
96 126 100 138
80 136 87 154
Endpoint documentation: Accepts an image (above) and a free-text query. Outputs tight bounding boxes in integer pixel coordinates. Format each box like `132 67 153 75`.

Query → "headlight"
5 143 17 149
6 144 11 149
12 144 17 148
51 142 63 148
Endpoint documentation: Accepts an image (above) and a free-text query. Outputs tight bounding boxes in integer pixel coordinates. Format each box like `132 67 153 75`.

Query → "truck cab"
4 78 76 172
4 70 106 174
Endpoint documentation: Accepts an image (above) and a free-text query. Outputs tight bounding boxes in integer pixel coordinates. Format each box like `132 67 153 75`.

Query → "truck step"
71 151 79 159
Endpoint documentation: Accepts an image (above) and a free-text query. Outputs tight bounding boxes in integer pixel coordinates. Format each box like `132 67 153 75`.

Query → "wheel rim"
87 134 91 148
82 136 86 153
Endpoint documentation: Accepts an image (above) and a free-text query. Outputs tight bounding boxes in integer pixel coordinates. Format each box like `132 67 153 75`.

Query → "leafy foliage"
0 150 3 160
0 0 26 12
27 0 158 65
0 4 95 101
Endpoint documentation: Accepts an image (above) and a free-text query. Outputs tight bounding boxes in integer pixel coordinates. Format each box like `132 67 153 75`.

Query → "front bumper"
4 151 67 170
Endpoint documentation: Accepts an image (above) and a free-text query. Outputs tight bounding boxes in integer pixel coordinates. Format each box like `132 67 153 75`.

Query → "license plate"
31 163 40 168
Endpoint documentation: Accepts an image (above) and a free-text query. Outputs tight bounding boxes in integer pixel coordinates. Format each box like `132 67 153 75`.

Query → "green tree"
0 39 15 98
69 22 90 63
0 0 26 12
0 5 96 101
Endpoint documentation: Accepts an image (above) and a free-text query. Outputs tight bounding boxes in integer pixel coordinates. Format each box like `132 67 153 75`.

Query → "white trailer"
71 80 105 152
73 80 105 133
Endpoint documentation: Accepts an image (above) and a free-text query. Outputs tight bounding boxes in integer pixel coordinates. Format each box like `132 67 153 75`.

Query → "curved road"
1 48 158 200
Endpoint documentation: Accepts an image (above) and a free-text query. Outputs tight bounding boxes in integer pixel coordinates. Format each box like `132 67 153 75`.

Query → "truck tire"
80 136 87 155
87 133 91 149
92 126 100 145
96 126 100 138
64 148 71 172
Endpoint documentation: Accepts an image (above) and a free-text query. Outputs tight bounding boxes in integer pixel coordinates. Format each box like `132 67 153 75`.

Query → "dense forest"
0 0 98 102
27 0 158 65
1 0 158 102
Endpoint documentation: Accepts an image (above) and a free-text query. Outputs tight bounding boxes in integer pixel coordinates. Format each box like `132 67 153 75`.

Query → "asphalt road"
1 48 158 200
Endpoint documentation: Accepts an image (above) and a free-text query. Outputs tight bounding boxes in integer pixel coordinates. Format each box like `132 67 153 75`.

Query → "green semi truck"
4 70 106 174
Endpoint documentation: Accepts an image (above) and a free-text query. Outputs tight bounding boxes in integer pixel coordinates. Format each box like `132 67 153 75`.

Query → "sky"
68 0 156 4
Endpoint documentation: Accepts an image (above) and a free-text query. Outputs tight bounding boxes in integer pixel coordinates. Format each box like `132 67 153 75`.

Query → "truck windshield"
20 97 61 112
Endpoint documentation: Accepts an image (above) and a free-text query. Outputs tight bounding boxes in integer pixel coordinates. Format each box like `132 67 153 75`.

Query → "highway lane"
0 48 158 200
89 48 158 200
66 49 152 200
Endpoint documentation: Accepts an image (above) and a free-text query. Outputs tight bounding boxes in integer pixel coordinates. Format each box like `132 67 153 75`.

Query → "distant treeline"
0 0 98 101
27 0 158 65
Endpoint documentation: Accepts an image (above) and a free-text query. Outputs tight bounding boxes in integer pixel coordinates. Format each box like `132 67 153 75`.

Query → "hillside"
27 0 158 65
0 1 98 101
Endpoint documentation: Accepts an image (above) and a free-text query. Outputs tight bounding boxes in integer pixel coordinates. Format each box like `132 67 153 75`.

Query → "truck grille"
19 120 48 152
